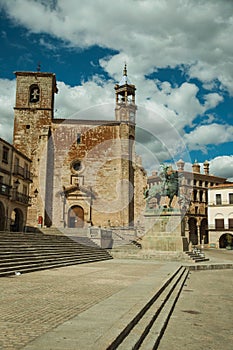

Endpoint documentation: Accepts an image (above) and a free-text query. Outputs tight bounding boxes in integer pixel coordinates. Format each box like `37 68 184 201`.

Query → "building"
0 137 32 231
12 65 147 230
147 159 230 246
208 184 233 248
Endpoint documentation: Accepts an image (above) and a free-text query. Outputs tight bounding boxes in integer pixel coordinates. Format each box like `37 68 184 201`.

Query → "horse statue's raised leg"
168 194 174 208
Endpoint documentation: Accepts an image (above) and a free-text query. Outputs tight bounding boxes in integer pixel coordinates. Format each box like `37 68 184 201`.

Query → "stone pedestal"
142 209 188 253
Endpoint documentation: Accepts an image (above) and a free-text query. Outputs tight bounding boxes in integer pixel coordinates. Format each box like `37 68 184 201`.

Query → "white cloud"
0 78 15 142
55 78 114 119
184 123 233 151
203 93 224 110
0 0 232 94
210 156 233 181
0 0 232 177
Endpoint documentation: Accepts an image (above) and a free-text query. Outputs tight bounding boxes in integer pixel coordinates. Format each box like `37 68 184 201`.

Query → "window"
229 193 233 205
29 84 40 103
15 157 19 171
71 160 82 172
193 189 197 201
199 190 203 202
2 146 9 163
215 219 224 229
23 185 27 195
199 180 202 187
24 163 29 179
77 133 81 144
216 194 222 205
228 219 233 229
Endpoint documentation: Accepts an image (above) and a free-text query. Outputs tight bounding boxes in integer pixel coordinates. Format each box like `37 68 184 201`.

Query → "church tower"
115 64 137 123
13 70 58 227
115 65 137 226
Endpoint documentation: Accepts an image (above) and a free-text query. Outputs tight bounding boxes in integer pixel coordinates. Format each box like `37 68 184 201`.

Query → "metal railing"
0 182 11 196
11 190 31 205
13 165 33 181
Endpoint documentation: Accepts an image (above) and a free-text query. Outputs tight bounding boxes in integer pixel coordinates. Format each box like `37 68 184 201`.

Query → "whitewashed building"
208 184 233 248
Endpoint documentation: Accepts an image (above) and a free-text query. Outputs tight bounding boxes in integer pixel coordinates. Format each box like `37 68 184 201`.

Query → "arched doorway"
188 217 198 245
219 233 233 249
200 218 208 244
10 208 24 232
68 206 84 228
0 202 5 230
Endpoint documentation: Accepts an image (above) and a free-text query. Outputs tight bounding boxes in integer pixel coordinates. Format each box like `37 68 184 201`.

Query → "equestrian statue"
144 164 180 209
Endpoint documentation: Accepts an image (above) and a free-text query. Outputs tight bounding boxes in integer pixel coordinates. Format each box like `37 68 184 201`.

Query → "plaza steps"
0 231 113 277
111 230 142 249
185 248 209 263
103 266 189 349
41 227 100 248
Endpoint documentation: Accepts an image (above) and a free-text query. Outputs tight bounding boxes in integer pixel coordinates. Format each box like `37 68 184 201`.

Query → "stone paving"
0 259 163 350
159 268 233 350
0 250 233 350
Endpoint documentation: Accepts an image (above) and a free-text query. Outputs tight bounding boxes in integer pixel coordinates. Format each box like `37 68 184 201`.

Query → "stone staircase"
41 227 100 248
185 247 209 263
0 231 113 277
111 230 142 248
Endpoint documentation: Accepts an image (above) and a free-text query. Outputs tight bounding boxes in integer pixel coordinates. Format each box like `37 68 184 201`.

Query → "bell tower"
115 64 137 123
13 70 58 228
13 71 58 158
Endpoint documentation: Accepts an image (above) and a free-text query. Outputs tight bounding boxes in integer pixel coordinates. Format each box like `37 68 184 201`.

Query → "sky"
0 0 233 180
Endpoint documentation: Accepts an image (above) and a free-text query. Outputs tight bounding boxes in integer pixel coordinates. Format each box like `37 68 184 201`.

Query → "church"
13 65 147 230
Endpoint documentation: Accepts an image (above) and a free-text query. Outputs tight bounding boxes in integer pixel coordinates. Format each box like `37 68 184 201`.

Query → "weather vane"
37 62 41 72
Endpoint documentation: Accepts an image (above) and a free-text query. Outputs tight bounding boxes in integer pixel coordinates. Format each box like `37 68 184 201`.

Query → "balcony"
11 190 31 205
13 165 33 181
0 182 11 197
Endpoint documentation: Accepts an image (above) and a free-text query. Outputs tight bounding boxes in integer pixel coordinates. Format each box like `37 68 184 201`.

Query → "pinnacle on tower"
115 65 137 122
123 63 127 76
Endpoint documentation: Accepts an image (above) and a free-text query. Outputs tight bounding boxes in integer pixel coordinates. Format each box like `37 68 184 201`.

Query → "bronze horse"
145 165 180 208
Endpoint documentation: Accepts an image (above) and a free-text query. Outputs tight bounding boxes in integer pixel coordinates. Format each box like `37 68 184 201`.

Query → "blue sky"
0 0 233 180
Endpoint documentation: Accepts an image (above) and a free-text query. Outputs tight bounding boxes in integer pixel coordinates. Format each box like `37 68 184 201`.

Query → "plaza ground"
0 249 232 350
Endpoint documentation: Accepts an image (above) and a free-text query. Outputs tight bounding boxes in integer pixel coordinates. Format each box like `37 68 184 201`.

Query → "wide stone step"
0 253 109 268
0 250 110 262
185 250 209 263
0 232 113 277
0 255 111 277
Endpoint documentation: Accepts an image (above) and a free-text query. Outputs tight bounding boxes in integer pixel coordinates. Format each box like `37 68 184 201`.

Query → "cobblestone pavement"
0 259 162 350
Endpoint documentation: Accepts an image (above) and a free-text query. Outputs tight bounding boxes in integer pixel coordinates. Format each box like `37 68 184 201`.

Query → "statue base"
142 208 188 252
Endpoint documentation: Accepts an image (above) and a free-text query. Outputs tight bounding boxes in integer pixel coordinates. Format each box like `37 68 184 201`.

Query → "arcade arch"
219 233 233 249
200 218 208 244
188 217 198 245
11 208 24 232
0 202 5 230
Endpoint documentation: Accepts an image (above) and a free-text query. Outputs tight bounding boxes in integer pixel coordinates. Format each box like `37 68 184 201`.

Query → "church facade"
13 66 146 230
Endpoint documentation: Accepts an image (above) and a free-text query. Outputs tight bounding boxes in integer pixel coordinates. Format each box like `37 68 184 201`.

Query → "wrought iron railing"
11 190 31 205
0 182 11 196
13 165 33 181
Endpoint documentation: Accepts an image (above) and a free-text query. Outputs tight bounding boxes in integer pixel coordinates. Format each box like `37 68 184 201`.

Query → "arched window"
29 84 40 103
215 213 224 230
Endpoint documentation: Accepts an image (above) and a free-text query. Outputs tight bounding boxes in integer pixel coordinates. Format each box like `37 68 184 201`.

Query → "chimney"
176 159 185 171
192 160 200 173
203 160 209 175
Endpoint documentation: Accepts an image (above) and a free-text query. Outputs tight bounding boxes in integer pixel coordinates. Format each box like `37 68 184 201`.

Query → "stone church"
13 66 146 230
